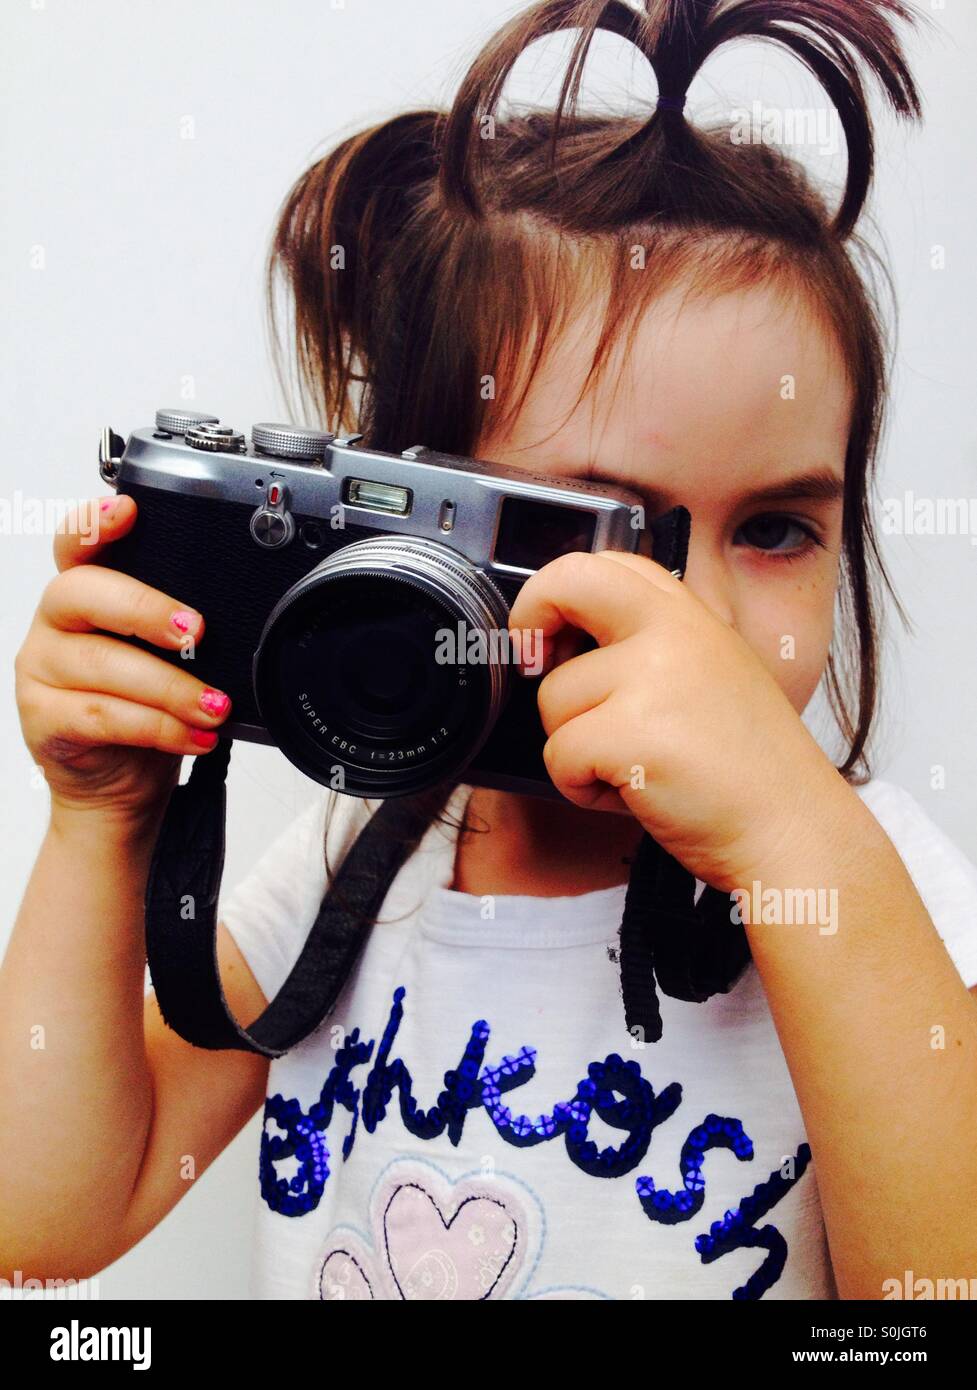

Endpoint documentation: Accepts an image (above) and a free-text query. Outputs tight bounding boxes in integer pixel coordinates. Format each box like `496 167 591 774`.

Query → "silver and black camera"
97 409 688 798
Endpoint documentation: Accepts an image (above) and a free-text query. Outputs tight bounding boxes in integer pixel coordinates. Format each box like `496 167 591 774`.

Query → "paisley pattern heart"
383 1181 518 1299
313 1159 552 1300
317 1249 375 1301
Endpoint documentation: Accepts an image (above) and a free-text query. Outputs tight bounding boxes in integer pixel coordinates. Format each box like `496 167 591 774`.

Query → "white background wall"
1 0 974 1299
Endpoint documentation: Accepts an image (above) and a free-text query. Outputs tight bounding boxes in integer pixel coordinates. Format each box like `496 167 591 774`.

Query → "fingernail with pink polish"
170 610 198 634
199 688 230 717
190 728 218 749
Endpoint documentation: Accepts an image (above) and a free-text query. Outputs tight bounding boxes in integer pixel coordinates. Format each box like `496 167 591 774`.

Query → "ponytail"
438 0 923 238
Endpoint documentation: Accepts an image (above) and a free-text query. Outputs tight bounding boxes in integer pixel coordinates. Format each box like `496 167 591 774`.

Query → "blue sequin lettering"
259 987 812 1297
695 1143 813 1300
260 1026 372 1216
636 1113 754 1224
361 987 491 1144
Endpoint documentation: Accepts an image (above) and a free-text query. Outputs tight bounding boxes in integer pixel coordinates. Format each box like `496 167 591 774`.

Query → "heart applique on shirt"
315 1162 528 1300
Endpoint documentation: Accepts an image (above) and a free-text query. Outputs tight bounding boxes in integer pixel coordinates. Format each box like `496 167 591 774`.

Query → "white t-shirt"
217 779 977 1301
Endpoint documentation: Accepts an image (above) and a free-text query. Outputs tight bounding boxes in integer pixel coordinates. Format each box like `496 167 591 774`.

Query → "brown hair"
267 0 928 795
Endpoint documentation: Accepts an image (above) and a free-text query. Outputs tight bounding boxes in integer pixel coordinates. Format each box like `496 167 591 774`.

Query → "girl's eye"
734 513 825 562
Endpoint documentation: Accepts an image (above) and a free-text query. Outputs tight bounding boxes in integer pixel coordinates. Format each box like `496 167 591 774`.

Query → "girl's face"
475 282 851 716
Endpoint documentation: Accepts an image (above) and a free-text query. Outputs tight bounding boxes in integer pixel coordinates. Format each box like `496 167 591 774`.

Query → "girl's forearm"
742 784 977 1300
0 805 163 1276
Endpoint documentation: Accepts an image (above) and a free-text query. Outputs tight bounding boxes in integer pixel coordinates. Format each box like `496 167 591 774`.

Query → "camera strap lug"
98 427 125 484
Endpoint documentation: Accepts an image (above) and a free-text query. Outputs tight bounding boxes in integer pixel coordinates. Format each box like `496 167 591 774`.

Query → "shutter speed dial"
251 423 333 461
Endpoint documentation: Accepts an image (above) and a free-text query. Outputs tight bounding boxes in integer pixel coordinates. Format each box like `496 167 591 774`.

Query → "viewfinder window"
494 498 597 571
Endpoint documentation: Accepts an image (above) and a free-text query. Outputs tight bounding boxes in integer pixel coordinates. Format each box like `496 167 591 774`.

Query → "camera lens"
252 536 511 796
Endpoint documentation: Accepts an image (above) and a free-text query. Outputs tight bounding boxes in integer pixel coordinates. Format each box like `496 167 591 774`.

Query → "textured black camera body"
96 410 687 799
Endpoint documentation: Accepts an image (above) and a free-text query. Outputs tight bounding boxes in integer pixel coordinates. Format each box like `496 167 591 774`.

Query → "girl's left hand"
507 549 850 893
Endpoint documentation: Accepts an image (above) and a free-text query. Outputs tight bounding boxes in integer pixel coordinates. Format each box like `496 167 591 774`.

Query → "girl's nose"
681 550 736 629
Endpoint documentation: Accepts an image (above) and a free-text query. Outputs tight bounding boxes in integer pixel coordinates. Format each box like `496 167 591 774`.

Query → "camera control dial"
186 423 246 453
250 480 295 549
252 423 334 461
155 408 220 435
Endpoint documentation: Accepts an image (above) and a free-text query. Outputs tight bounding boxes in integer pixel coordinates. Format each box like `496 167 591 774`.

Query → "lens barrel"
253 536 511 796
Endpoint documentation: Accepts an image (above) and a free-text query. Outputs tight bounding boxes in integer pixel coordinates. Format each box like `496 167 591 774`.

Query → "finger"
594 549 685 593
508 552 664 658
601 550 737 636
32 629 231 730
54 494 137 572
39 564 205 650
536 639 619 736
27 687 222 761
541 702 632 813
510 620 590 679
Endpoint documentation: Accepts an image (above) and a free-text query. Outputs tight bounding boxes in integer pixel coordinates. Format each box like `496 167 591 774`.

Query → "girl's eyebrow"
735 470 846 507
582 465 845 508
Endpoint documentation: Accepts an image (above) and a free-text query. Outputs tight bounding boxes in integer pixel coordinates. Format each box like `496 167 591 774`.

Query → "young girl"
5 0 977 1302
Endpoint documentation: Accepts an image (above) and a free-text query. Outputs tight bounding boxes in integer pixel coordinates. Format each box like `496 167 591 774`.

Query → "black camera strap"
143 506 751 1055
613 504 752 1039
618 827 752 1043
143 740 452 1058
143 742 750 1054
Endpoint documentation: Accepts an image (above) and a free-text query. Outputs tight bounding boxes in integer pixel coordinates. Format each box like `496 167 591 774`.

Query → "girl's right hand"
14 493 233 830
